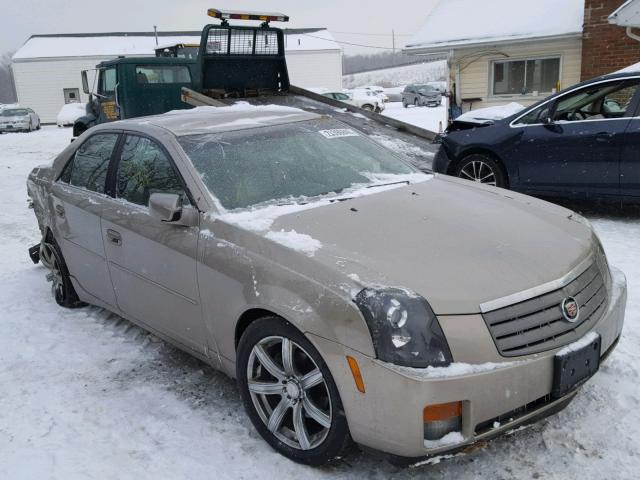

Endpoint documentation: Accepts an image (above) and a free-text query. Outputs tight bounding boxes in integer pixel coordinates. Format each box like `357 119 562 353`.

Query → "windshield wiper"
365 180 411 189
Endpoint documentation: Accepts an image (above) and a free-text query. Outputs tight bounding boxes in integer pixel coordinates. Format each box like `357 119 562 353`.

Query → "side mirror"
149 193 198 227
81 70 90 95
149 193 182 222
542 116 554 125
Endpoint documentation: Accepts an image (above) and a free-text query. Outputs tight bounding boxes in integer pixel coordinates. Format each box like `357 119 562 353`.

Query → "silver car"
402 84 443 108
27 106 626 466
0 107 41 133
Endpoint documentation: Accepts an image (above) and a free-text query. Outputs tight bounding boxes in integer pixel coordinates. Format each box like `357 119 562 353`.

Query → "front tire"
39 239 85 308
361 104 374 111
237 317 351 465
454 154 506 188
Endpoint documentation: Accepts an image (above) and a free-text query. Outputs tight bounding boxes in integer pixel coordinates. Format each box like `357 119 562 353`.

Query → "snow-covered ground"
1 127 639 479
382 100 448 133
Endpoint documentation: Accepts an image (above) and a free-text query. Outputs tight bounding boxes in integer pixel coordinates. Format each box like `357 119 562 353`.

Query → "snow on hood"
165 101 304 116
455 102 525 123
57 103 86 126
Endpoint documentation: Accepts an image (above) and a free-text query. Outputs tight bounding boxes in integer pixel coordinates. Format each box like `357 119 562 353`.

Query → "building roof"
609 0 640 27
404 0 585 53
12 28 340 61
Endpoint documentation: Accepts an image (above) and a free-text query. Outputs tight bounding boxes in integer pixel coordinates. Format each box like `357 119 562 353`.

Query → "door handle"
106 229 122 246
55 204 65 218
596 132 615 142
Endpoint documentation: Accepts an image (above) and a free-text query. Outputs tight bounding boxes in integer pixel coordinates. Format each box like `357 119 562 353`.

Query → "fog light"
423 401 462 440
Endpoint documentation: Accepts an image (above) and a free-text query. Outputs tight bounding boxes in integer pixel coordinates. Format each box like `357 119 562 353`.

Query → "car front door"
51 132 121 307
100 133 207 354
513 79 640 197
619 105 640 198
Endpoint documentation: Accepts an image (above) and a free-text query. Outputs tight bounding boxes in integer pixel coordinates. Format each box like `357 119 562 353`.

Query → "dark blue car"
433 71 640 200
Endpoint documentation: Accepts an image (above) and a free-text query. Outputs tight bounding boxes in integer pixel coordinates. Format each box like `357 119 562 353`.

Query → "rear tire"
402 99 408 108
414 98 419 107
361 104 374 111
454 154 507 188
237 316 351 466
39 239 86 308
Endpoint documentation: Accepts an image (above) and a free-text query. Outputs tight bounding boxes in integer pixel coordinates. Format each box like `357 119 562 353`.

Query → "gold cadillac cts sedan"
27 105 627 466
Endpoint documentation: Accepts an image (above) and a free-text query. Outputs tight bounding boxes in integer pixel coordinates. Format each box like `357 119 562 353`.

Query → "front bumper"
0 124 29 131
432 145 453 173
310 267 626 459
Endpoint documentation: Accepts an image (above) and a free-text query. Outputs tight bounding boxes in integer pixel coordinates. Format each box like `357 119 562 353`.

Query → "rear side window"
116 135 187 207
60 133 118 193
135 65 192 84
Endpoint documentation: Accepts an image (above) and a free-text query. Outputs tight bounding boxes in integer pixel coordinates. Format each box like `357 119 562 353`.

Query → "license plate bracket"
552 334 601 398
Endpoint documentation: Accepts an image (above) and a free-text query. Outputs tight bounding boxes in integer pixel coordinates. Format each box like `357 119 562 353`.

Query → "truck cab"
75 57 197 136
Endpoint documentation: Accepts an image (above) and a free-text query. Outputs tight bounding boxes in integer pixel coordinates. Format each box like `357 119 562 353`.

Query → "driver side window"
552 80 640 122
116 135 188 207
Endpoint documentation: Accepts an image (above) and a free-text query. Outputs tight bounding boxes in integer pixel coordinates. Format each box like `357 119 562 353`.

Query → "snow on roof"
405 0 585 51
608 0 640 27
13 29 339 61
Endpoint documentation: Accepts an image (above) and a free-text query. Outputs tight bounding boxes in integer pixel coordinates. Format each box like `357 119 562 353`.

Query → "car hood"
265 175 594 315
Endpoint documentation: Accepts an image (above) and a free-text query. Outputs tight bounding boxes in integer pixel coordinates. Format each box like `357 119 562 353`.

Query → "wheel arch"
235 307 287 350
448 148 510 188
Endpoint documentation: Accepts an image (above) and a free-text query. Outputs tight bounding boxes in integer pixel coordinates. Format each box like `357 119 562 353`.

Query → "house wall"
286 50 342 90
12 57 115 123
582 0 640 80
452 37 583 112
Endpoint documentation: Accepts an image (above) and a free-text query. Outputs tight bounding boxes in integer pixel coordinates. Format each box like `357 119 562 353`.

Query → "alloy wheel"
459 160 497 186
247 336 332 450
40 242 64 300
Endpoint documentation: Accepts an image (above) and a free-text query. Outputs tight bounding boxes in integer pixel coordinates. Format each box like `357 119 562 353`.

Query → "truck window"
99 68 117 95
135 66 192 84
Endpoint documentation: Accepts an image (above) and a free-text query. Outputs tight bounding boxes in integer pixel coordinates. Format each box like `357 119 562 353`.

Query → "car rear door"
513 79 640 197
50 131 121 307
100 132 207 355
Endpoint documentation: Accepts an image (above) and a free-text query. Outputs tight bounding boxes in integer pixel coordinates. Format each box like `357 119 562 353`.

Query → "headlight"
354 288 453 368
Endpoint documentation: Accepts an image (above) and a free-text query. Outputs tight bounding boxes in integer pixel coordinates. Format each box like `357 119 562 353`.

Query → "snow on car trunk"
1 127 639 479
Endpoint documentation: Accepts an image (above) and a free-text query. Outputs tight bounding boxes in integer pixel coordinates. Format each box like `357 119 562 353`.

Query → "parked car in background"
322 90 385 112
27 105 626 466
433 71 640 200
427 81 448 95
361 85 390 103
402 84 442 108
0 107 40 133
57 103 88 128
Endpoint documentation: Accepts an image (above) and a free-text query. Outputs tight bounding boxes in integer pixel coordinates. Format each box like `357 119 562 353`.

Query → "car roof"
104 104 322 136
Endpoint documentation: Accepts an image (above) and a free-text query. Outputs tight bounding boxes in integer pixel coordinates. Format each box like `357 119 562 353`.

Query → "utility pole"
392 29 396 53
154 25 159 46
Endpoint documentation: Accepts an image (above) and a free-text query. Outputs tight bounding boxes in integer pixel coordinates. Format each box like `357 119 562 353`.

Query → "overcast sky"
1 0 438 56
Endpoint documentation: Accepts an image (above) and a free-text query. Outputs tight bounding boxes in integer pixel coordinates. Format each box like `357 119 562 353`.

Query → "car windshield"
417 86 436 93
178 118 418 211
2 109 29 116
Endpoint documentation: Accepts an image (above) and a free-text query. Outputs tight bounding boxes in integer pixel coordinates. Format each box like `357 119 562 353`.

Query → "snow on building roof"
608 0 640 27
404 0 585 52
12 29 339 61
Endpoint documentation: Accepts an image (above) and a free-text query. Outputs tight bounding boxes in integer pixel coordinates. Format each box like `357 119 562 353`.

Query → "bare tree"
0 52 17 104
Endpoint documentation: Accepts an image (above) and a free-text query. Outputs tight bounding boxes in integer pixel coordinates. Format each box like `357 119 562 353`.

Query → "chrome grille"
482 261 608 357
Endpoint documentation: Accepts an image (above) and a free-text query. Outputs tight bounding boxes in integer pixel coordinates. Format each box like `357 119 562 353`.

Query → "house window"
492 57 560 96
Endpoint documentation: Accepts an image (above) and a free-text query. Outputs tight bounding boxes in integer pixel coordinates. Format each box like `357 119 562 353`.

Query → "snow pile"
381 100 448 133
556 331 600 357
383 360 525 379
56 103 86 127
424 432 465 449
265 230 322 257
455 102 525 123
405 0 584 50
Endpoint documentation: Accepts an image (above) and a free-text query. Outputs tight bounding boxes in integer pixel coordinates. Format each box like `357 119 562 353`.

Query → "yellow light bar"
207 8 289 22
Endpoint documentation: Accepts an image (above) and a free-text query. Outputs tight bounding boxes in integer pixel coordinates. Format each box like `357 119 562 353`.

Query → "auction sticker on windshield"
318 129 360 139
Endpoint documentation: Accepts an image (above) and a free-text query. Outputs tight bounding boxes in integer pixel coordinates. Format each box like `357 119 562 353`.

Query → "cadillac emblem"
561 297 580 323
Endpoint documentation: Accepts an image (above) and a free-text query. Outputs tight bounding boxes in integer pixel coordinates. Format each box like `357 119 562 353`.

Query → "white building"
12 29 342 123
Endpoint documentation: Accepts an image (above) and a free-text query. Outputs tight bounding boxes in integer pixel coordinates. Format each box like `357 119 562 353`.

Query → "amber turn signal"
346 356 366 393
423 401 462 423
